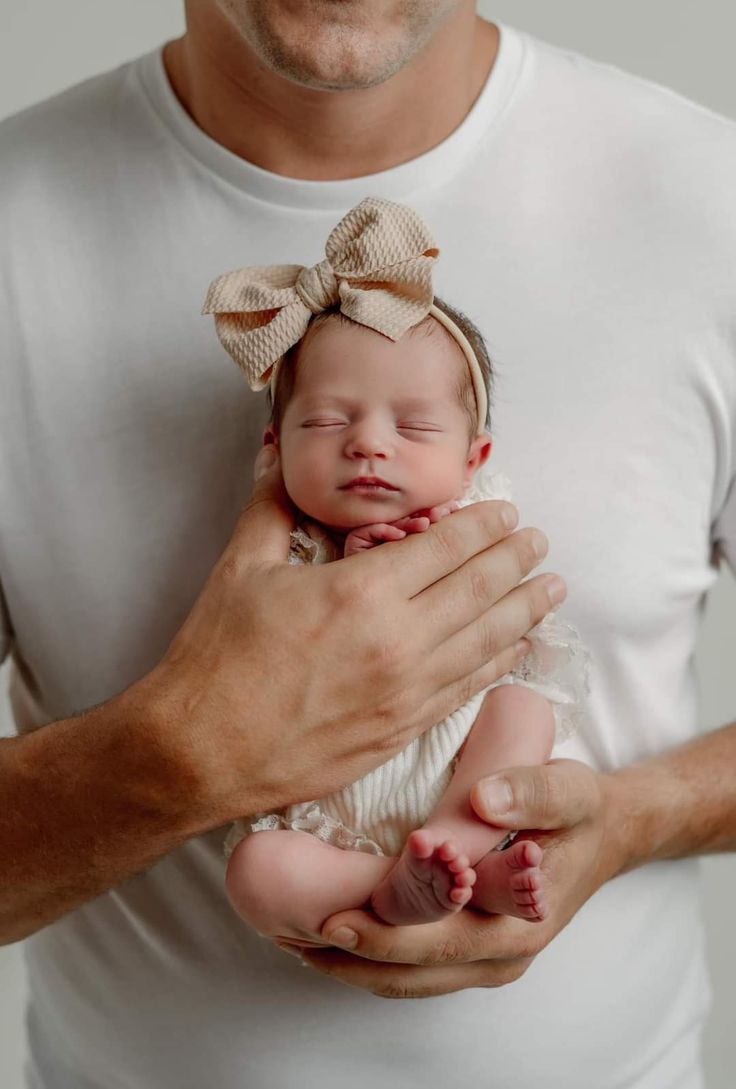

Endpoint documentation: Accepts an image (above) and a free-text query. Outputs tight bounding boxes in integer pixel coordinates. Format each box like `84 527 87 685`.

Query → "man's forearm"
0 683 217 946
611 720 736 873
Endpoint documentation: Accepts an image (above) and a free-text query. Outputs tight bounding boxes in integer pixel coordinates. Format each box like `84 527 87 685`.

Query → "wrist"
601 759 682 877
597 769 641 880
116 667 233 837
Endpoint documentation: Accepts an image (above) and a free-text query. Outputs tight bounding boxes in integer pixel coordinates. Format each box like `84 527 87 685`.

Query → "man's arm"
298 722 736 997
0 448 559 947
609 719 736 862
0 693 212 945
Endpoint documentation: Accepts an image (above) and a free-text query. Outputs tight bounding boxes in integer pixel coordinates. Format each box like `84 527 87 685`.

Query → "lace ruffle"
505 612 591 742
224 804 385 859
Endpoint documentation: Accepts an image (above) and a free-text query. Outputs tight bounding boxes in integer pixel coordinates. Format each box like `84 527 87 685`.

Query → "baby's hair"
267 297 493 439
424 296 493 436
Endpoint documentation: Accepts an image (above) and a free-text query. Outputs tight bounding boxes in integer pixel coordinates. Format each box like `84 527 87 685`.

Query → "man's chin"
258 40 410 94
218 0 446 92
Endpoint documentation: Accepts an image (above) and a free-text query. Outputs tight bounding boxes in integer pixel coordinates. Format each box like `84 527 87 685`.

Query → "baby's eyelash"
301 421 442 432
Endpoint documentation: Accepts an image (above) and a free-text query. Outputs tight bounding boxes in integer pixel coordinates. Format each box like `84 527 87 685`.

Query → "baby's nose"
344 428 392 459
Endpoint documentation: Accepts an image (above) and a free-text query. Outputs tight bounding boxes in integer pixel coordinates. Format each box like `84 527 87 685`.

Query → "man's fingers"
416 637 532 729
225 446 296 565
470 759 602 831
415 523 553 645
298 889 552 997
421 571 565 695
297 948 529 998
314 905 535 967
359 500 520 598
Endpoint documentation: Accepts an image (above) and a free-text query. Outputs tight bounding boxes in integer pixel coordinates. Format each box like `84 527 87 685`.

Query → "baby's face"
272 317 491 531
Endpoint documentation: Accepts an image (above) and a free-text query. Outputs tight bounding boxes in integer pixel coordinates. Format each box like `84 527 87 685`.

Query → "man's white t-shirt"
2 22 735 1089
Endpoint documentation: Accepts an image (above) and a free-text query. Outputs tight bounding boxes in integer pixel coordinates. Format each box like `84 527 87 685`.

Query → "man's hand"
283 760 629 998
131 446 565 828
343 501 461 555
0 443 565 945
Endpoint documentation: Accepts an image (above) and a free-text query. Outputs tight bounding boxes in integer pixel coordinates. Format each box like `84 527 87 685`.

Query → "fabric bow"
202 197 439 389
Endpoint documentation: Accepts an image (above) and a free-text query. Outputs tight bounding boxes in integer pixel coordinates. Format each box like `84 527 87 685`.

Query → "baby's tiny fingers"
344 524 407 555
406 517 431 533
375 524 408 541
426 502 461 523
393 516 431 534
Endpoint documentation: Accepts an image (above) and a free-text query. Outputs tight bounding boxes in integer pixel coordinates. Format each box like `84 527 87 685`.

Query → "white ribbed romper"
225 469 589 858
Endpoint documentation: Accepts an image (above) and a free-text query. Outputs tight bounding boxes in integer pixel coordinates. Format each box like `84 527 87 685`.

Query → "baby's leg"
371 685 555 925
226 828 396 943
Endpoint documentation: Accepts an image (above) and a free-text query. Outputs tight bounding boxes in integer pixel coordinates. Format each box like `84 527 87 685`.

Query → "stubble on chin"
215 0 461 91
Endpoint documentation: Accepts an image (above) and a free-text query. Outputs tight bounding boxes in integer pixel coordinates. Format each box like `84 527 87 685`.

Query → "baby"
203 198 587 946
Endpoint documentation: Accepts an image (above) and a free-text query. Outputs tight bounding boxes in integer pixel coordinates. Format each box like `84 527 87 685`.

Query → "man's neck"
163 10 499 181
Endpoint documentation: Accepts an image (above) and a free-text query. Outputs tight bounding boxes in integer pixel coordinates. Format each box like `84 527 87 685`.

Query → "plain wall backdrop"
1 3 735 1087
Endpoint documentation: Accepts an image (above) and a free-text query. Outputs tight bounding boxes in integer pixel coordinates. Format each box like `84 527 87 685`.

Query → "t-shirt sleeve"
712 470 736 574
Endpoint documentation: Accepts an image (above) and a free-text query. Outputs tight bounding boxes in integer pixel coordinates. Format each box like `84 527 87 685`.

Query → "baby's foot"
370 829 476 926
471 838 548 922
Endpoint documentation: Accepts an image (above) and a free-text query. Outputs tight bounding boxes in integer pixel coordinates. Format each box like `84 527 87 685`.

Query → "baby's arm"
343 501 460 556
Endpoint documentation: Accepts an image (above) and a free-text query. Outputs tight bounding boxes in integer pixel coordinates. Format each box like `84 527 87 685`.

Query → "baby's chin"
298 493 456 530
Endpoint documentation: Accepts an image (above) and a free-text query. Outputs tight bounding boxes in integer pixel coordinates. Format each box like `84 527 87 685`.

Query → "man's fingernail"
531 529 548 561
543 575 567 607
515 638 532 660
325 927 358 950
501 504 518 530
478 778 513 815
254 445 278 480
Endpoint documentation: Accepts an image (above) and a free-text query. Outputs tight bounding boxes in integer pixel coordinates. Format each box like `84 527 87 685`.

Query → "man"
1 2 734 1087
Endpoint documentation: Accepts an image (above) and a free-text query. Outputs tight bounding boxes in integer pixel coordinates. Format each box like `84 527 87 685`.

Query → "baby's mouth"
340 476 399 493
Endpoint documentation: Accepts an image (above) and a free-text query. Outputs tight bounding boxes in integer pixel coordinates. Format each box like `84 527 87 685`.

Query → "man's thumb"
229 444 295 562
469 760 599 831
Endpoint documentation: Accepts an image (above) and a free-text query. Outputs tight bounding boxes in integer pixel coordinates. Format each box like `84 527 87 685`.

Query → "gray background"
1 2 734 1086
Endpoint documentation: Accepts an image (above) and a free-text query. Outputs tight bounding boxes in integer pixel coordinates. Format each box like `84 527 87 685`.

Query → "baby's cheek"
282 458 323 511
410 458 465 510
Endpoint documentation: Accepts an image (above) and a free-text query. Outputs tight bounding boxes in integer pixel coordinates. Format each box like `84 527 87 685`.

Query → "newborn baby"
203 198 588 946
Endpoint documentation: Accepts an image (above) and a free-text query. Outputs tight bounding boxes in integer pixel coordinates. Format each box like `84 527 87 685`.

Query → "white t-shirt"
2 22 735 1089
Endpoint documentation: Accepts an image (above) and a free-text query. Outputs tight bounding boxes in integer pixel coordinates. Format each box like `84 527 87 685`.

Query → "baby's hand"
343 501 461 556
408 500 462 525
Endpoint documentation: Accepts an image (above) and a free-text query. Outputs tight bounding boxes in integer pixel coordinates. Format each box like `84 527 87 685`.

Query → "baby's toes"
407 829 437 860
437 839 463 865
518 895 548 921
511 870 548 920
512 839 543 870
453 866 477 889
446 852 471 875
509 867 542 894
449 885 474 906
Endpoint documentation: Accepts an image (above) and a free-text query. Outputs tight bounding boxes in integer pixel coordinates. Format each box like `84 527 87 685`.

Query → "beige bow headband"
202 197 488 434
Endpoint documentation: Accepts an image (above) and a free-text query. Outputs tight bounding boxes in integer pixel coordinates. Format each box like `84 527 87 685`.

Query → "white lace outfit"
225 467 590 858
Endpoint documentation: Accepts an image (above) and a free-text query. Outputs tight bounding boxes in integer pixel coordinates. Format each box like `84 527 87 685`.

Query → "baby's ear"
466 432 492 471
461 433 492 494
263 426 279 447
